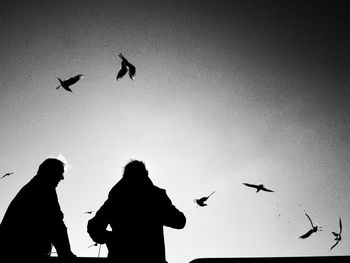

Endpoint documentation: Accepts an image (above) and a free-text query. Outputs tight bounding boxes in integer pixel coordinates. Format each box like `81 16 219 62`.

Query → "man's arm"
49 191 76 259
52 220 76 259
160 190 186 229
87 199 112 244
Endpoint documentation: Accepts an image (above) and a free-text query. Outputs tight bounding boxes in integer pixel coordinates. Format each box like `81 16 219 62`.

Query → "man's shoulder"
152 185 167 195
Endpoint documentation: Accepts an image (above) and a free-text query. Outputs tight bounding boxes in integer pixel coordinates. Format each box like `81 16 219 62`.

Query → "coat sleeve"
160 190 186 229
87 199 112 244
52 220 76 258
49 191 76 258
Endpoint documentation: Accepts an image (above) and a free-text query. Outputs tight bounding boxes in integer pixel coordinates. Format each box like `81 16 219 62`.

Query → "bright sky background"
1 1 350 262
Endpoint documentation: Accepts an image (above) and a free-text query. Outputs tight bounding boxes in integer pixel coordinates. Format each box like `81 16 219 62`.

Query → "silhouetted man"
87 160 186 263
0 158 76 262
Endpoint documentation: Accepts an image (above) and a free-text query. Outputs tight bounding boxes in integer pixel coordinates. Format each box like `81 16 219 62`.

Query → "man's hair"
37 158 65 175
123 160 148 179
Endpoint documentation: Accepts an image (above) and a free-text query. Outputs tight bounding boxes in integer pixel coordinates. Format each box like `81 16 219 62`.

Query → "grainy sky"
1 1 349 262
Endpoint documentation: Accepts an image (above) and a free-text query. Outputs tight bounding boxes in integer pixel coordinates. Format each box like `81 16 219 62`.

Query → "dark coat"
88 176 186 262
0 176 73 260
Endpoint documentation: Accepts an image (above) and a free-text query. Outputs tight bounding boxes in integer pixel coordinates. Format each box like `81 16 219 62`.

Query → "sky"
1 0 350 262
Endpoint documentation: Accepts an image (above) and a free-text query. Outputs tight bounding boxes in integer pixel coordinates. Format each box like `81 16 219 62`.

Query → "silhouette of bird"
299 213 322 239
56 74 84 93
1 172 14 179
116 53 136 80
242 183 274 193
194 191 215 207
330 217 342 250
84 211 94 214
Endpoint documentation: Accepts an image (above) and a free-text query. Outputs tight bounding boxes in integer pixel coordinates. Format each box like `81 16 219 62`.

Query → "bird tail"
56 78 63 89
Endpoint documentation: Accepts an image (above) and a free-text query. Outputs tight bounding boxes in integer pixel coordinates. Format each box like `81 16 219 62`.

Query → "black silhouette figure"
330 217 342 250
299 213 322 239
0 158 76 260
116 53 136 80
87 160 186 262
194 191 215 207
1 172 14 179
56 74 84 93
243 183 274 193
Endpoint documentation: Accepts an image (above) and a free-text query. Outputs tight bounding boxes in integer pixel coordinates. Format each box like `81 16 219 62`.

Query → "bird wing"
299 229 313 239
330 240 339 250
119 53 131 64
243 183 258 189
63 86 73 93
119 53 125 61
262 187 274 192
116 63 128 80
339 217 342 233
305 213 314 227
127 63 136 80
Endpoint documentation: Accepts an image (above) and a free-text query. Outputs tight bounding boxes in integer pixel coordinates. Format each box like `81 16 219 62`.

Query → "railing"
45 255 349 263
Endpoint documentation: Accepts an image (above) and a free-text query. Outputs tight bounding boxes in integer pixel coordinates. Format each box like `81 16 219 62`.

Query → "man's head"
122 160 150 184
37 158 65 187
123 160 148 177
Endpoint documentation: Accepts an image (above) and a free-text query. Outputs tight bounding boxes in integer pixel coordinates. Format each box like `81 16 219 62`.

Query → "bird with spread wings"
299 213 322 239
116 53 136 81
194 191 215 207
330 217 342 250
242 183 274 193
56 74 84 93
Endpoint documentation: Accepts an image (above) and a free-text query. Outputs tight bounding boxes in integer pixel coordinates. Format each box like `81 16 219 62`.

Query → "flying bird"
330 217 342 250
194 191 215 207
299 213 322 239
56 74 84 93
1 172 14 179
242 183 274 193
116 53 136 80
84 211 94 214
